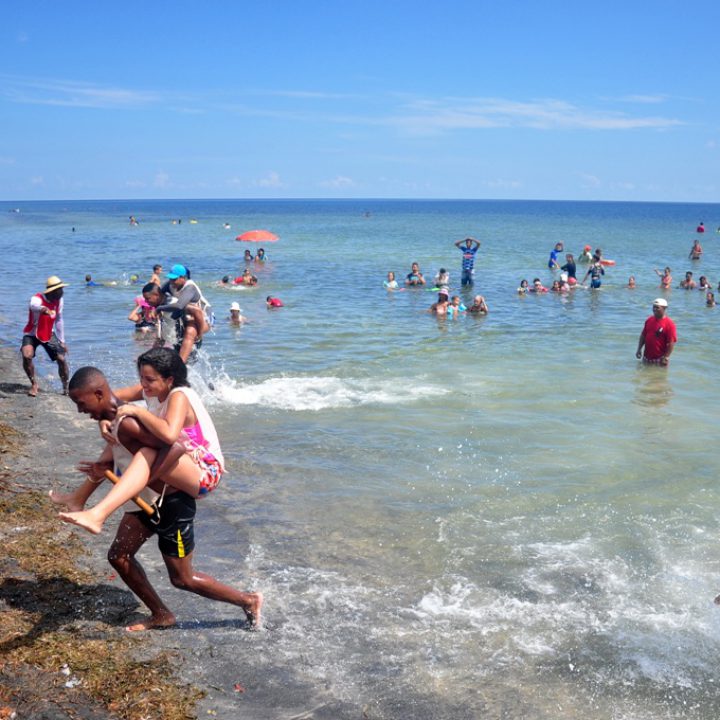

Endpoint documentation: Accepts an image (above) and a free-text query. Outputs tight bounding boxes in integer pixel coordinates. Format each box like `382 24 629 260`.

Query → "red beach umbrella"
236 229 279 242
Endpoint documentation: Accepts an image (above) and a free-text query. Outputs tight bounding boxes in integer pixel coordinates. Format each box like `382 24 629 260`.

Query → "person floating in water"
696 222 705 233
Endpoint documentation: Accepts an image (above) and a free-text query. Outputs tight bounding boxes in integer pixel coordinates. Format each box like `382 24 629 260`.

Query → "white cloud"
614 94 668 104
319 175 355 188
254 171 283 188
154 172 169 188
30 176 44 185
1 74 160 108
579 173 602 188
485 178 522 189
386 97 684 135
125 179 147 188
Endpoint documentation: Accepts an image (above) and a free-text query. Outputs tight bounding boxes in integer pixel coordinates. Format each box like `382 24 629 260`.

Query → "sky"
1 0 718 202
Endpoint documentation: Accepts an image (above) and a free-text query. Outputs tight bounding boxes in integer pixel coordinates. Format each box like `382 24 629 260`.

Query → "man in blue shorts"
454 237 481 286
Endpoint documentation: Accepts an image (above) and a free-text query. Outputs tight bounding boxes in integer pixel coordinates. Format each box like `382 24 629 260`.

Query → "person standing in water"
636 298 677 366
454 237 481 286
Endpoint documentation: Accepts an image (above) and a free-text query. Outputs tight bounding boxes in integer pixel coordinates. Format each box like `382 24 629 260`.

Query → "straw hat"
45 275 69 293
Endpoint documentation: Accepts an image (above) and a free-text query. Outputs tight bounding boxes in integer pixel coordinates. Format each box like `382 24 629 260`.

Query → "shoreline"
0 341 205 718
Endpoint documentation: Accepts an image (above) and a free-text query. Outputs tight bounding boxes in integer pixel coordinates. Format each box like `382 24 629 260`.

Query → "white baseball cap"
652 298 668 307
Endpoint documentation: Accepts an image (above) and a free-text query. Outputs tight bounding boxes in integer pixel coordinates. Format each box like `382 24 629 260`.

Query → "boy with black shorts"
51 366 263 630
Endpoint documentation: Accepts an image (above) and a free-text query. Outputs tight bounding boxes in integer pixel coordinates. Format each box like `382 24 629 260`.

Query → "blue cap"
167 263 188 279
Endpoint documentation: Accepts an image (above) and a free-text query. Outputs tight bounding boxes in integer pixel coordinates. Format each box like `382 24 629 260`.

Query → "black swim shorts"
21 333 65 361
133 491 196 558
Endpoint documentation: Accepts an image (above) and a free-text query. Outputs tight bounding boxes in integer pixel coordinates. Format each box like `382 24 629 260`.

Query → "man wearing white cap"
229 301 246 326
636 298 677 366
21 275 70 396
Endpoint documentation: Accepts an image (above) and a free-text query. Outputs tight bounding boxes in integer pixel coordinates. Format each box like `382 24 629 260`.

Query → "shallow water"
3 198 720 717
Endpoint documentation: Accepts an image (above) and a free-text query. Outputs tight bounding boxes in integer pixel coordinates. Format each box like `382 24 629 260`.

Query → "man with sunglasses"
635 298 677 366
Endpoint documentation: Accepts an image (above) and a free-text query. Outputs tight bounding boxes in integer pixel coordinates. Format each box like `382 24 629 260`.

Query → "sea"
2 198 720 718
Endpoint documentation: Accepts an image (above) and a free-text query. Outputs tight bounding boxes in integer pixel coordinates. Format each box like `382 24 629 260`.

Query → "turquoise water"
3 199 720 717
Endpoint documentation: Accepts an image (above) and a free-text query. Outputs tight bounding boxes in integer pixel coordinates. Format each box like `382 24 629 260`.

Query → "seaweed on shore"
0 421 204 720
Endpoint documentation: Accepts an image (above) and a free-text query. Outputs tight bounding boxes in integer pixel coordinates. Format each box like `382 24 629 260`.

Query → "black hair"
153 264 162 272
142 282 160 294
68 366 106 392
136 347 189 387
221 275 230 283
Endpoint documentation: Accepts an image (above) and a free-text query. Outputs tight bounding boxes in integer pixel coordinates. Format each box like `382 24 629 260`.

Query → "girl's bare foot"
245 592 264 629
28 384 38 397
58 510 103 535
126 613 177 632
49 489 84 512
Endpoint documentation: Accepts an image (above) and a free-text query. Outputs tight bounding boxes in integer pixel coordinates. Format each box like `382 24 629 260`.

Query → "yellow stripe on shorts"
177 529 185 558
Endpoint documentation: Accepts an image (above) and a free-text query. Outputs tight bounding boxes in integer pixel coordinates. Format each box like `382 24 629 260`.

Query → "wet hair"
142 282 160 295
85 274 92 281
221 275 230 283
68 366 106 392
136 347 189 388
153 264 162 272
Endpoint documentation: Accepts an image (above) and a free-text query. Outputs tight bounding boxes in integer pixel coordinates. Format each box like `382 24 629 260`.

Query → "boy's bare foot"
245 592 264 629
58 510 103 535
28 384 38 397
49 489 84 512
126 613 177 632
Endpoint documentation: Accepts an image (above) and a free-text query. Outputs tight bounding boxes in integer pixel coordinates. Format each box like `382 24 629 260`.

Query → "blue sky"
1 1 718 201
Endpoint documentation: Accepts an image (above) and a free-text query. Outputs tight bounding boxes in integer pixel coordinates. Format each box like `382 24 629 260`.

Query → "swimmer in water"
679 271 696 289
517 279 529 295
468 295 489 314
627 276 636 289
405 263 426 286
530 278 548 293
698 275 711 291
689 238 703 260
383 271 399 290
447 295 467 318
229 302 246 325
578 245 593 264
654 266 672 289
429 291 449 315
706 291 716 307
548 242 564 270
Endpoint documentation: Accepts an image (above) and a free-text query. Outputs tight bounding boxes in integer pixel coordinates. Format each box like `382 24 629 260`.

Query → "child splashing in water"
59 348 223 535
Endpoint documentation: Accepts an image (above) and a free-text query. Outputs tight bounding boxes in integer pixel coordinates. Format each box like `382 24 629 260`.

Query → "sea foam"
204 373 447 411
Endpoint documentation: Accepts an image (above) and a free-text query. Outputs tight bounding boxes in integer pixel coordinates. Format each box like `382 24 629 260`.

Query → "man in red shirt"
636 298 677 365
21 275 70 396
